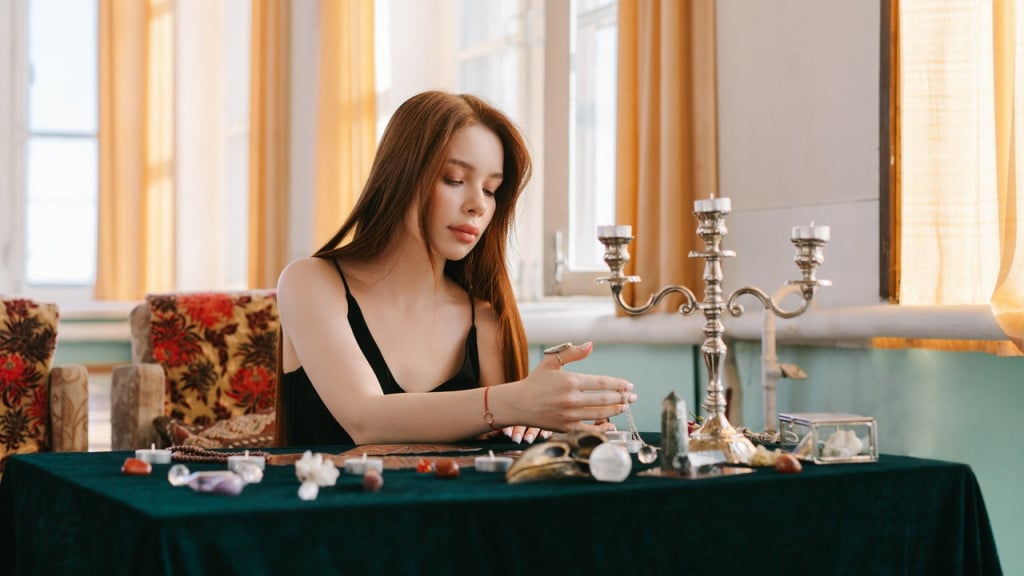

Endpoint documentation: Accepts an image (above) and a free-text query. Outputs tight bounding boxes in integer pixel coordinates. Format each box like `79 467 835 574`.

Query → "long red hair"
315 90 531 383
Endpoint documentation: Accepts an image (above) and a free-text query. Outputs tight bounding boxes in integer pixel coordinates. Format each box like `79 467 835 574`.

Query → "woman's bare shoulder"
277 257 346 311
279 256 331 285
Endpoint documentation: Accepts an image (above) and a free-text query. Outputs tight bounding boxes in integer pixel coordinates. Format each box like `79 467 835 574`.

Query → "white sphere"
589 442 632 482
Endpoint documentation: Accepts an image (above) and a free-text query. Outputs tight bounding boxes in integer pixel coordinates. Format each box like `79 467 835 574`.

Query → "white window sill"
50 298 1008 348
520 299 1006 346
54 300 139 343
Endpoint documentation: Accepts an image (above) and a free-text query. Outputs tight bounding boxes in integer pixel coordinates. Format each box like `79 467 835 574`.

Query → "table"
0 439 1002 576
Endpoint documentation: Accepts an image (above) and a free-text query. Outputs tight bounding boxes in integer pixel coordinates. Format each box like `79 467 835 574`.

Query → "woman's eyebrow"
448 158 503 180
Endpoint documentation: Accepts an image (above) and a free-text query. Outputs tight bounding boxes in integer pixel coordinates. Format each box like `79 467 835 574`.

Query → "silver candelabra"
597 197 830 464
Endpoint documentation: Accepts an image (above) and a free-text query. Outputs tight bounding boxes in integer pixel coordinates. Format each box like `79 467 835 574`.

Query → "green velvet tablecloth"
0 439 1001 576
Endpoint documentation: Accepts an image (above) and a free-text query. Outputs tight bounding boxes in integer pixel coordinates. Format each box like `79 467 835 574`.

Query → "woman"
275 90 634 447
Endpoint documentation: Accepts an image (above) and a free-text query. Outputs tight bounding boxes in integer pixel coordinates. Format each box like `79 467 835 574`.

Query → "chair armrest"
111 364 166 451
49 364 90 452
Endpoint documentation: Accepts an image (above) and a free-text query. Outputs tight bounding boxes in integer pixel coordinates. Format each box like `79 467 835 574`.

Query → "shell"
504 432 606 484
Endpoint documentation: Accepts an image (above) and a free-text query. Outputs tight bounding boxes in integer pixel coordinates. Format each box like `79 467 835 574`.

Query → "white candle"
604 431 631 442
693 197 732 213
344 453 384 475
791 222 831 242
227 450 266 472
597 225 632 239
135 443 172 465
474 450 513 473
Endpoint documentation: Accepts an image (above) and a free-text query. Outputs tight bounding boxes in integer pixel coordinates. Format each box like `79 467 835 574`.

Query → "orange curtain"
314 0 377 247
248 0 292 289
96 0 175 301
990 0 1024 350
615 0 718 310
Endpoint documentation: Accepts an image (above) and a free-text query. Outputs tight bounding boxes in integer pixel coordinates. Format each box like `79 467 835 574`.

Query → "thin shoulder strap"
330 259 351 294
468 292 476 326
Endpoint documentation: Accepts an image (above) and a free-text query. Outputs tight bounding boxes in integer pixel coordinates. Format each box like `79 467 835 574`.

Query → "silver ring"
544 342 571 355
544 343 571 367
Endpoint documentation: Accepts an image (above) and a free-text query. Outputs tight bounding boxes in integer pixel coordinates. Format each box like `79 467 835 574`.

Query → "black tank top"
280 260 481 446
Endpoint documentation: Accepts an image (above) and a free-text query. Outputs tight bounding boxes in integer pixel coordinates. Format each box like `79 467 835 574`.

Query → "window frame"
542 0 617 297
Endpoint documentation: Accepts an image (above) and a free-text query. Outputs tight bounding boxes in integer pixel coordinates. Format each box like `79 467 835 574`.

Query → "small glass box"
777 412 878 464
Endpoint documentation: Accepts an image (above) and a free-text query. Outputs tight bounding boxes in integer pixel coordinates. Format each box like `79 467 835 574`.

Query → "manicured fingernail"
583 342 594 351
512 433 523 444
630 393 638 402
524 434 535 443
625 381 634 390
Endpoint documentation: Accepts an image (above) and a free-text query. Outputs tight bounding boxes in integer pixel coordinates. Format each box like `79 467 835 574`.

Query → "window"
0 0 98 299
0 0 252 300
888 0 1010 306
449 0 617 299
544 0 618 296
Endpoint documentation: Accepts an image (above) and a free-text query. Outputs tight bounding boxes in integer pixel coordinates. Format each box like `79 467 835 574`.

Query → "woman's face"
422 123 504 261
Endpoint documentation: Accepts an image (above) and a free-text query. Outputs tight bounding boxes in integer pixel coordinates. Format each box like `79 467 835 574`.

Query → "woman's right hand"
501 342 636 434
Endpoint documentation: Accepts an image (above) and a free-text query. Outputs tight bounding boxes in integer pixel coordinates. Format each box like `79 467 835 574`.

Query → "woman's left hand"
503 425 552 444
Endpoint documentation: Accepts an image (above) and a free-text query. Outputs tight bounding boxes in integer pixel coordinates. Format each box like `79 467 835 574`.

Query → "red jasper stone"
121 457 153 476
362 470 384 492
434 459 460 479
774 453 803 474
415 458 434 473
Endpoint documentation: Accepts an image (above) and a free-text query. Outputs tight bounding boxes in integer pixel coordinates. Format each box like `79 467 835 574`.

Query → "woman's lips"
449 225 480 243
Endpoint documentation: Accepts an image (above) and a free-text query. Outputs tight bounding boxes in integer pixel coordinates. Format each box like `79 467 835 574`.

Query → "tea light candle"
474 450 513 473
693 197 732 213
344 453 384 475
597 225 632 239
227 450 266 473
135 443 172 465
791 222 831 242
604 430 631 442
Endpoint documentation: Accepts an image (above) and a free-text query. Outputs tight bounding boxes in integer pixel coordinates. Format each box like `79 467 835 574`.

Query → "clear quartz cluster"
295 451 340 501
823 430 864 458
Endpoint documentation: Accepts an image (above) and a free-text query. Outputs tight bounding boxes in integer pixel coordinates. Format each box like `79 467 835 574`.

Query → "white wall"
717 0 882 308
288 0 319 262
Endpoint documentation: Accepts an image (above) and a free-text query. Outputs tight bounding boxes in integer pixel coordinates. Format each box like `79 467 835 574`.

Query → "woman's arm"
279 258 634 444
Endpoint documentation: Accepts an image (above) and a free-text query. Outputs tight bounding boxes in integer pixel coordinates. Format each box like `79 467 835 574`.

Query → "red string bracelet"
483 386 498 430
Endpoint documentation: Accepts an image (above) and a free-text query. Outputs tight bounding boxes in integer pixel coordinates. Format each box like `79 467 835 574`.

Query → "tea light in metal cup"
474 450 513 473
135 443 172 465
693 197 732 214
344 453 384 475
597 225 633 239
791 222 831 242
227 450 266 473
604 430 631 443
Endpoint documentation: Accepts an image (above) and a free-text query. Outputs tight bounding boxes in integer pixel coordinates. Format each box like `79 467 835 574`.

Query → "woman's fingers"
521 426 543 443
507 425 528 444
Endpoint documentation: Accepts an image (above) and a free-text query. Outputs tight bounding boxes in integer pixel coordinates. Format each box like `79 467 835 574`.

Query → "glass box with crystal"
777 412 878 464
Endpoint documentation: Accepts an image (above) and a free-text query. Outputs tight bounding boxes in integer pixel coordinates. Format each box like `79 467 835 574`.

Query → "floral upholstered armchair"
0 297 89 478
110 291 279 451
